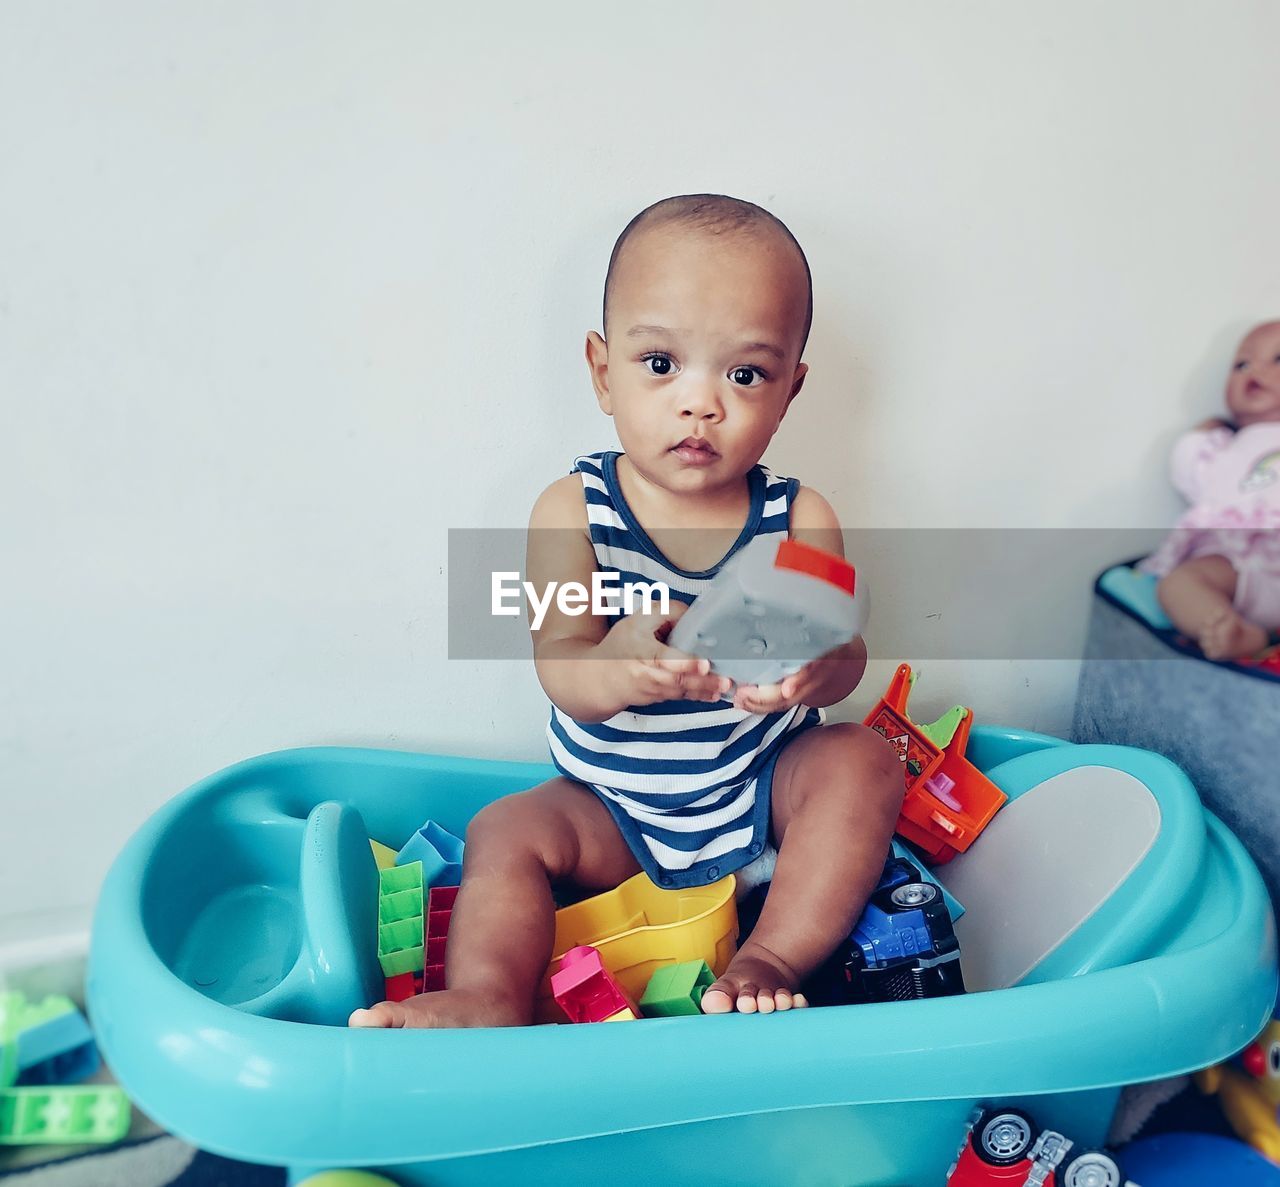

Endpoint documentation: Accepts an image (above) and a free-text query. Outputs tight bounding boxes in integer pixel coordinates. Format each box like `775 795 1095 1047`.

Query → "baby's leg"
349 777 639 1029
1157 555 1269 659
702 723 902 1015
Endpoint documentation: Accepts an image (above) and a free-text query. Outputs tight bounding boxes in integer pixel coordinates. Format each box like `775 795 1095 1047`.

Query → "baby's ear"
784 362 809 410
585 331 613 414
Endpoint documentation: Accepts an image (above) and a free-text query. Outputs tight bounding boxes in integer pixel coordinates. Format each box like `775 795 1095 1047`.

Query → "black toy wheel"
973 1108 1036 1165
1060 1150 1124 1187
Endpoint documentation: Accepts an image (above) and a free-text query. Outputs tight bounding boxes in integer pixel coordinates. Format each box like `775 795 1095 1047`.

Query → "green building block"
380 863 423 896
0 992 85 1089
377 861 424 977
0 1085 130 1145
640 960 716 1017
379 887 423 926
0 993 77 1040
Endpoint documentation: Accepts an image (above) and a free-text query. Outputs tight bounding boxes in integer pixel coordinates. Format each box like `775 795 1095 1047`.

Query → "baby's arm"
733 486 867 714
526 476 729 722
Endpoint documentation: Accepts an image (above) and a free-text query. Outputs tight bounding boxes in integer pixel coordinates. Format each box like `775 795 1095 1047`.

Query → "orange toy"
863 664 1007 863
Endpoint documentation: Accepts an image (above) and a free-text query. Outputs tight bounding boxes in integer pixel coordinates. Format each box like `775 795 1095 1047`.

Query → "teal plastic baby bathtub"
87 728 1277 1187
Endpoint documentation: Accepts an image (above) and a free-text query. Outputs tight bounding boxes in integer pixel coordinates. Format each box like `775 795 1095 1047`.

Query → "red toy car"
947 1107 1135 1187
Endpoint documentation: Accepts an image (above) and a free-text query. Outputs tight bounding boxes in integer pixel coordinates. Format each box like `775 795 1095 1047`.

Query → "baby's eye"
729 366 767 387
1233 360 1249 371
641 353 676 377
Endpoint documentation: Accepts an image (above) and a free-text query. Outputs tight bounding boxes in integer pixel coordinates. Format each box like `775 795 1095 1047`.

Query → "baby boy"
351 194 903 1027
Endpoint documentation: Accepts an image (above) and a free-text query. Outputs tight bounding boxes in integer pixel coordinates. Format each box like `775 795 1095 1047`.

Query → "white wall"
3 1 1279 947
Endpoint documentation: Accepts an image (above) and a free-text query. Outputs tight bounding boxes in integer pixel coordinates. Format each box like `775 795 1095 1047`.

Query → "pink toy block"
429 885 459 911
421 965 446 992
551 945 641 1024
420 884 459 996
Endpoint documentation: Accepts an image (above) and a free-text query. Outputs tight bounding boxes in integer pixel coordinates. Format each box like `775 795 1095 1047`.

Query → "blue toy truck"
809 856 966 1005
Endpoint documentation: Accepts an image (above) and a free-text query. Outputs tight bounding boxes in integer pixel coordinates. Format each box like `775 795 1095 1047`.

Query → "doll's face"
1226 321 1280 427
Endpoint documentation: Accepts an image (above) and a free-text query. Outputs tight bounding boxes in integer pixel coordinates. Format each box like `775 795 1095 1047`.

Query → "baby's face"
587 223 809 498
1226 321 1280 427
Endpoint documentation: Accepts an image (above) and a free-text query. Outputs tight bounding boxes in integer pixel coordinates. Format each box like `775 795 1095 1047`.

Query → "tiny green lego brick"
639 960 716 1017
0 1085 130 1145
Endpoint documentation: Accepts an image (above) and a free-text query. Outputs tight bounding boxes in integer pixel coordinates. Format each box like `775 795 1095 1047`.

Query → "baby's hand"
731 660 824 715
597 603 732 707
731 640 864 714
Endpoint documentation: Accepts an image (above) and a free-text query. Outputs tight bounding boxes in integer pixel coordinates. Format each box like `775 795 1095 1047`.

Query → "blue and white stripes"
547 451 821 888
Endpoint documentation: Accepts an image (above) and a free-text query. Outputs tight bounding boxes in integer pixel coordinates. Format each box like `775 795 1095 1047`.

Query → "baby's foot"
1199 608 1270 660
701 941 808 1015
348 987 529 1029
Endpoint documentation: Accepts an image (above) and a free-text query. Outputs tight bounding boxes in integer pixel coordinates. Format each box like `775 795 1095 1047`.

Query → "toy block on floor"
0 1085 131 1145
640 960 716 1017
0 992 99 1086
552 946 640 1023
396 821 465 887
377 862 424 978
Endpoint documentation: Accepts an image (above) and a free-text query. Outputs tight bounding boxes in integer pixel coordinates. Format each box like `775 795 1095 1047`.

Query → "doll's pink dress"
1140 422 1280 629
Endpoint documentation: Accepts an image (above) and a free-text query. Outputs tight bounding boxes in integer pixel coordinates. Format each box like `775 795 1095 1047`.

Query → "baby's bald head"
602 194 813 357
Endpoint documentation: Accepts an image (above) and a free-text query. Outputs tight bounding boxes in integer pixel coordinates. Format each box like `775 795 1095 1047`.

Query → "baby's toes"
734 983 761 1013
772 989 794 1011
700 981 737 1014
348 1001 405 1028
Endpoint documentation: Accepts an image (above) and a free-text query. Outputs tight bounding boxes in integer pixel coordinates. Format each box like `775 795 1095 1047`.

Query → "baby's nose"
680 385 723 419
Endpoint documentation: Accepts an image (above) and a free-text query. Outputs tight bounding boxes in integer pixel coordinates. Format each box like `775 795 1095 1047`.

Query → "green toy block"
377 919 424 977
0 992 73 1090
380 863 423 896
639 960 716 1017
377 861 425 977
379 887 423 926
0 993 76 1040
0 1085 130 1145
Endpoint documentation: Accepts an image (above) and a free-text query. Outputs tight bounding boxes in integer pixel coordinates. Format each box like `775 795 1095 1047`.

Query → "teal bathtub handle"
242 801 384 1026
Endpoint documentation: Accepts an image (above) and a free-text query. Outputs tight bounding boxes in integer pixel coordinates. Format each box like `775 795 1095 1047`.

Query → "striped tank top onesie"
546 451 823 889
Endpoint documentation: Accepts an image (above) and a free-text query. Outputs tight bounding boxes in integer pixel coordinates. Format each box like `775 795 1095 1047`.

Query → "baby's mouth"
671 437 720 465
